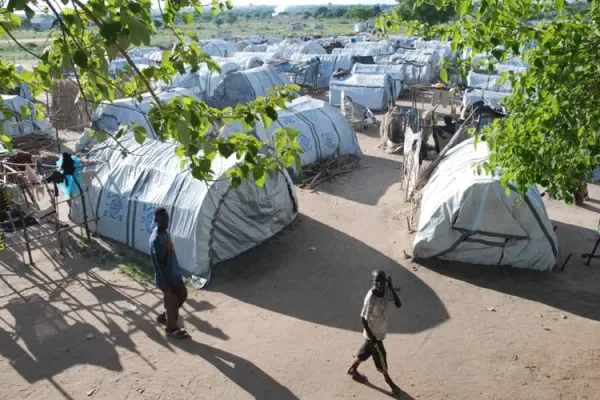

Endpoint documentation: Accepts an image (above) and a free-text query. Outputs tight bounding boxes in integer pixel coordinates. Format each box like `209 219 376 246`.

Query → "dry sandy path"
1 130 599 399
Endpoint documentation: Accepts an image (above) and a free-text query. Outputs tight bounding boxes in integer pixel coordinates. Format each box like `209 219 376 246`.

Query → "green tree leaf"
439 68 448 82
183 12 194 24
133 125 147 144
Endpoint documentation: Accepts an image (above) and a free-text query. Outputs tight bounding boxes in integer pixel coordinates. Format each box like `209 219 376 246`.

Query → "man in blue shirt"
150 208 190 339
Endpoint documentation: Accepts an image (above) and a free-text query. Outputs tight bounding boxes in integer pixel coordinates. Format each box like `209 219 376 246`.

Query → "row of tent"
72 95 362 284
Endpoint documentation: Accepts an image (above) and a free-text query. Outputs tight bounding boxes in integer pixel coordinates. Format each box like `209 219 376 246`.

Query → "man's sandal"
166 328 190 339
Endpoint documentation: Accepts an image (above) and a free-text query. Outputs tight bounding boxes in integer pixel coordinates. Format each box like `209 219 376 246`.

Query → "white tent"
75 88 199 152
344 41 394 55
413 138 558 271
466 71 512 93
332 47 381 57
289 54 354 88
208 66 288 109
387 49 439 85
12 65 33 101
0 95 53 137
244 44 268 52
202 40 236 57
461 88 509 109
220 96 362 167
212 55 264 71
108 58 152 78
351 63 404 99
267 40 326 60
71 134 298 284
128 47 161 58
232 52 281 63
171 62 239 98
330 73 395 111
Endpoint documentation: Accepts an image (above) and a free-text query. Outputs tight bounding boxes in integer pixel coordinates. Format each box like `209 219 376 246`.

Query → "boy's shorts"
357 339 388 372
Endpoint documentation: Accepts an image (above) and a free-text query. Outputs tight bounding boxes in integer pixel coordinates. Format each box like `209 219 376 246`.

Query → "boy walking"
347 270 402 395
150 208 190 339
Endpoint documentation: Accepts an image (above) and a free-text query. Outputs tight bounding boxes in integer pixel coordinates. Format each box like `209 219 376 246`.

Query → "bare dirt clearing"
1 129 599 400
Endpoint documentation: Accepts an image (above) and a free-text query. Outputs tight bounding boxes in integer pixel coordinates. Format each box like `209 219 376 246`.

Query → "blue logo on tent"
297 134 313 152
323 132 336 151
140 205 157 233
103 193 123 221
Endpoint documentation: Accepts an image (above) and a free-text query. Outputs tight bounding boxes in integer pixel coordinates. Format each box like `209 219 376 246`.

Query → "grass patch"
118 261 154 283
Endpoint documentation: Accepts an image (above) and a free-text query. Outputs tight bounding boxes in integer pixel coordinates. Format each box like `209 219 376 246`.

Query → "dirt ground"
1 125 600 400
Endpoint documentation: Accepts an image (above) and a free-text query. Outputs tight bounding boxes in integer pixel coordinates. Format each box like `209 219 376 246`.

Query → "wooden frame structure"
0 159 94 265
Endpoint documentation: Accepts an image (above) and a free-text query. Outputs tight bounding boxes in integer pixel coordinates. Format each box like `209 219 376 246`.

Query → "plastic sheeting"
466 71 512 93
12 65 33 101
344 41 395 55
0 95 53 137
244 44 268 52
208 66 288 109
330 73 394 111
75 88 199 152
461 88 509 109
289 54 354 88
70 134 298 283
220 96 362 167
212 55 264 70
202 40 236 57
108 58 152 78
351 63 404 99
267 40 326 60
387 50 439 85
231 51 280 62
413 138 558 271
128 47 161 58
332 47 382 57
171 62 239 98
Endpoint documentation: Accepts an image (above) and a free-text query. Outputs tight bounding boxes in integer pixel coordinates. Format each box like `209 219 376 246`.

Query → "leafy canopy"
0 0 302 188
381 0 600 203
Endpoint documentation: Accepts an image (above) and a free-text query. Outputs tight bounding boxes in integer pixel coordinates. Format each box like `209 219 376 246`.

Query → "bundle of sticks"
12 134 55 153
299 155 360 190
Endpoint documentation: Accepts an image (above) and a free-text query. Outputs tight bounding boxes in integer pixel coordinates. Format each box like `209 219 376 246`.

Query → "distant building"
288 23 304 31
312 23 324 30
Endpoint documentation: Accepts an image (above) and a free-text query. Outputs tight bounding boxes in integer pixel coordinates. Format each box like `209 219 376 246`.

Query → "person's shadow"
171 339 298 399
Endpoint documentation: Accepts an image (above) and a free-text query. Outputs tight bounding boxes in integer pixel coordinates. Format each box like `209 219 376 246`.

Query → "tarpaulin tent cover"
330 73 394 111
289 54 354 88
413 138 558 271
0 95 53 137
71 134 298 284
244 44 268 53
108 58 151 78
128 47 161 58
351 63 404 99
466 71 512 92
220 96 362 167
332 47 382 57
388 49 439 85
267 40 326 60
202 40 236 57
75 88 198 152
213 55 264 70
208 66 288 109
171 62 239 98
230 52 280 63
344 41 394 55
461 88 508 109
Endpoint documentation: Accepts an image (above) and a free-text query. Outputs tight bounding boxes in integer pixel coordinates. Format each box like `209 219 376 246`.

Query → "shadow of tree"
212 214 449 335
415 220 600 322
